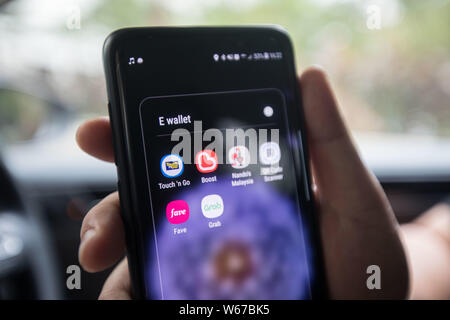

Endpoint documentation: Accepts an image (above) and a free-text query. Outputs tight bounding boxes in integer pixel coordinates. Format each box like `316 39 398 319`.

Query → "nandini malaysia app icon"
228 145 250 169
160 154 184 178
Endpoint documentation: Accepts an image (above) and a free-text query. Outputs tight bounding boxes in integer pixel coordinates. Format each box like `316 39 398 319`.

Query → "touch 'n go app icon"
201 194 224 219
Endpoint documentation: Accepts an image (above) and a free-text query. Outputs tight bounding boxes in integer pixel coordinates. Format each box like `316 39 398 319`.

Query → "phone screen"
108 28 322 299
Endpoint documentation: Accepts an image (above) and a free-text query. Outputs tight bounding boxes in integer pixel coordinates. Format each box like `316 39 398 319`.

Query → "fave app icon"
195 150 218 173
166 200 189 224
161 154 184 178
201 194 224 219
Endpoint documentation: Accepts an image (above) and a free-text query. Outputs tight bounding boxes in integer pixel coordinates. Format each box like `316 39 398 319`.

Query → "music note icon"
128 57 135 65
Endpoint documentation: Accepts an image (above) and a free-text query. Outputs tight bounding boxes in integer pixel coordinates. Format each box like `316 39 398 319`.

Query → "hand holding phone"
77 27 408 300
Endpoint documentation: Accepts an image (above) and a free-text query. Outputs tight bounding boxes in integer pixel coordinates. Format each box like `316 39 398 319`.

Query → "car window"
0 0 449 177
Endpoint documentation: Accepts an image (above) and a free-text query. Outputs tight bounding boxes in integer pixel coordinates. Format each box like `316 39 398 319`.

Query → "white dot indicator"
263 106 274 117
137 57 144 64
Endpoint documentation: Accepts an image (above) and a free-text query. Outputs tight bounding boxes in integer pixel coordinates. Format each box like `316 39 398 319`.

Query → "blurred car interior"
0 0 449 299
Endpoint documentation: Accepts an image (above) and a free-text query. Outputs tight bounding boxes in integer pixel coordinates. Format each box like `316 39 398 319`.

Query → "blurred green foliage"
0 90 47 143
1 0 448 142
83 0 450 136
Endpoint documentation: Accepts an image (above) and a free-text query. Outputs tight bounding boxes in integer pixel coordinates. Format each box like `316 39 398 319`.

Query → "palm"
318 196 408 298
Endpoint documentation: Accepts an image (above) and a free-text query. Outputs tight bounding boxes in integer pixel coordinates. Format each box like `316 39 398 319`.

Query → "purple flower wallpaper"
147 178 311 299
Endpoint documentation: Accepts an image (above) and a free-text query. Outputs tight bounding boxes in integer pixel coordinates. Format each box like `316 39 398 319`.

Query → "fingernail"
80 228 96 246
310 64 325 71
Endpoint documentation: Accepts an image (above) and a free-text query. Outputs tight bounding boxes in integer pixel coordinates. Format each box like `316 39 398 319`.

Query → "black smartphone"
103 26 327 300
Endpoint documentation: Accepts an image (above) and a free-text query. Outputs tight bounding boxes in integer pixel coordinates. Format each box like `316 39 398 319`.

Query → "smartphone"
103 26 327 300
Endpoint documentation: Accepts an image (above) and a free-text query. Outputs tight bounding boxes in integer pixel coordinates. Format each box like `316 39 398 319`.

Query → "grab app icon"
201 194 224 219
195 150 218 173
166 200 189 224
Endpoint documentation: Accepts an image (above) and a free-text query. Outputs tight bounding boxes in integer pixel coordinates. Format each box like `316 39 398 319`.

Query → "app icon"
195 150 218 173
160 154 184 178
166 200 189 224
228 146 250 169
259 142 281 165
201 194 224 219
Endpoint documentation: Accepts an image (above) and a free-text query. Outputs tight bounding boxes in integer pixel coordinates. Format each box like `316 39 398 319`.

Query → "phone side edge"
271 29 330 299
103 29 148 299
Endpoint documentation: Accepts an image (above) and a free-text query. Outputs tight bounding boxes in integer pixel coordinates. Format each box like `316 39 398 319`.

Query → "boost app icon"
195 150 218 173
